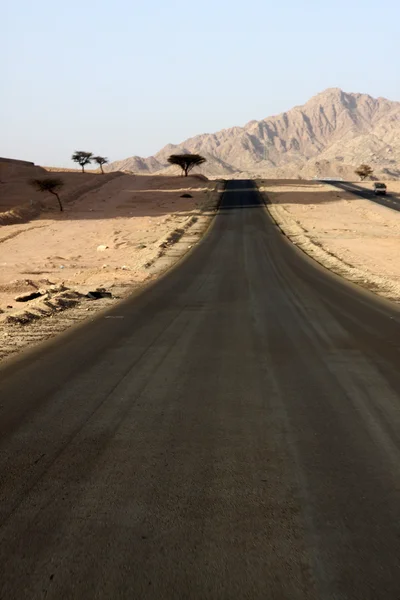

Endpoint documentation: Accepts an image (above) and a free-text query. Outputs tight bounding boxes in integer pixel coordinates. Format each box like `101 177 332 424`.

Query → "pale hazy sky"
2 0 400 167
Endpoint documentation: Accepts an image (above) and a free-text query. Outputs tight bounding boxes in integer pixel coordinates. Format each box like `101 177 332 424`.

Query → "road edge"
0 181 226 365
256 182 400 305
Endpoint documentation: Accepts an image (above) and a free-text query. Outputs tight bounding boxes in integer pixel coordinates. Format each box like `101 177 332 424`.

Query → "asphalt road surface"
328 180 400 212
1 181 400 599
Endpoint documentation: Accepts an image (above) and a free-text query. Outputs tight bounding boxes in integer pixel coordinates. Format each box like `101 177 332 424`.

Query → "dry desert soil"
0 161 221 361
1 161 399 363
260 180 400 302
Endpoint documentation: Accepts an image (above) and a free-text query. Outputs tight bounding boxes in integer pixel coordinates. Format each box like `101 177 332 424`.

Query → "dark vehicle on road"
374 182 387 195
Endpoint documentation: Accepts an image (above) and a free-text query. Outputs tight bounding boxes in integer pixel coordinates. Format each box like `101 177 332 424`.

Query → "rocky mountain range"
107 88 400 179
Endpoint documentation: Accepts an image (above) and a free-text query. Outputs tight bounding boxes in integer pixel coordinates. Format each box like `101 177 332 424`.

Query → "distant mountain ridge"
107 88 400 179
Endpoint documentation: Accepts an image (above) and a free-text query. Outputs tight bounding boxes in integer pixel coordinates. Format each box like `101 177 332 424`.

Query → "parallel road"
1 181 400 599
328 179 400 212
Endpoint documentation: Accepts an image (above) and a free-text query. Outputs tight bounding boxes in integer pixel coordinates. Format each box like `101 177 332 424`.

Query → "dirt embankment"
258 180 400 302
0 160 124 225
0 168 223 362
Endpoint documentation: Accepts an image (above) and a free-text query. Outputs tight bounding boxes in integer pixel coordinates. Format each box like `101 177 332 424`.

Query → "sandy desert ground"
0 161 221 360
260 180 400 302
2 163 399 361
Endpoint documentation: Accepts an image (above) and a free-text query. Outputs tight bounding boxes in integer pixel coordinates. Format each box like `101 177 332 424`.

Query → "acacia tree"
30 177 64 212
167 154 206 177
93 156 109 174
355 164 373 180
72 151 93 172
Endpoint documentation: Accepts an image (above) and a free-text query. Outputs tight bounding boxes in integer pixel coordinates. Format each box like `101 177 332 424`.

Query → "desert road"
1 181 400 599
329 180 400 212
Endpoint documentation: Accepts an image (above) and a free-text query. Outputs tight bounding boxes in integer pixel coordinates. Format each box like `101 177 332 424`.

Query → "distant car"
374 182 387 195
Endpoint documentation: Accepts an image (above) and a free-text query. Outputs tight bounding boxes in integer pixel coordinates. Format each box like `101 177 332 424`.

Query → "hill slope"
108 89 400 179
